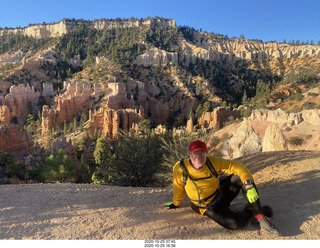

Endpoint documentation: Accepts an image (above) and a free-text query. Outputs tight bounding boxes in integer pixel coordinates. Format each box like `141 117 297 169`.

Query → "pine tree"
195 104 203 118
242 89 248 105
93 137 110 166
73 118 77 133
63 121 67 135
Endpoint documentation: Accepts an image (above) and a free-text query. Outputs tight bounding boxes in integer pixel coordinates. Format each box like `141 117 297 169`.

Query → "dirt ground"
0 150 320 241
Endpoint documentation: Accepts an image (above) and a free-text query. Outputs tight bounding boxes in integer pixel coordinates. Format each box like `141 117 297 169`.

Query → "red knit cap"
188 140 208 153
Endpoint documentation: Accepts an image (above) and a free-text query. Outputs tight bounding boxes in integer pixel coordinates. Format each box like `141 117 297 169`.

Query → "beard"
192 159 205 168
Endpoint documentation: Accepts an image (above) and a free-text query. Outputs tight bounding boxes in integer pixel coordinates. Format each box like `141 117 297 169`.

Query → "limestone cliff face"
134 35 320 73
38 78 182 140
87 107 143 140
197 38 320 61
251 109 302 126
94 18 176 30
106 83 137 109
250 108 320 126
0 20 70 39
300 109 320 126
0 18 176 39
134 48 179 65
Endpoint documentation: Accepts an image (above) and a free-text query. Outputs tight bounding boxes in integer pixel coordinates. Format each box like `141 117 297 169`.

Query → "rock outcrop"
301 109 320 126
134 35 320 73
0 124 33 154
41 82 94 136
101 108 144 139
0 20 70 39
106 83 137 109
186 117 194 133
94 18 176 30
250 108 320 126
50 135 77 163
262 123 288 152
38 81 146 140
221 108 320 158
21 48 58 69
222 118 262 159
0 18 176 39
0 84 40 125
198 107 241 129
134 48 178 65
40 78 189 140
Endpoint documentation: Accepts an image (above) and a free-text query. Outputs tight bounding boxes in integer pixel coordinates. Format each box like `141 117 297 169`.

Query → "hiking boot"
258 216 281 236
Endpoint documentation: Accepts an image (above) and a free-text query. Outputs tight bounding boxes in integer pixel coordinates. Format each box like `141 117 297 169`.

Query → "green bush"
302 102 316 110
161 132 195 170
0 152 27 184
92 131 165 187
160 130 212 176
286 93 303 101
39 149 76 183
288 136 304 146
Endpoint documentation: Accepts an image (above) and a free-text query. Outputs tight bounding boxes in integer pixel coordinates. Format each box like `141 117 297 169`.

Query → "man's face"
190 151 207 168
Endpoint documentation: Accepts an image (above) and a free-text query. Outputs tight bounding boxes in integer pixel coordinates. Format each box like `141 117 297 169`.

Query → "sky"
1 0 320 43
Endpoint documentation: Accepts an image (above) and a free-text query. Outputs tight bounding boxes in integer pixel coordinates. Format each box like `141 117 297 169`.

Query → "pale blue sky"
1 0 320 43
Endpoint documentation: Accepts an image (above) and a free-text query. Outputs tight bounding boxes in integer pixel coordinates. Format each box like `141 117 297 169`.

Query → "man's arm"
211 156 254 183
171 161 186 207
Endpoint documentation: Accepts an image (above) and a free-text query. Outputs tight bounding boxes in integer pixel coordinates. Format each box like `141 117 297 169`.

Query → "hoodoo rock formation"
0 85 40 126
40 81 146 139
101 108 144 139
198 107 241 129
41 82 93 136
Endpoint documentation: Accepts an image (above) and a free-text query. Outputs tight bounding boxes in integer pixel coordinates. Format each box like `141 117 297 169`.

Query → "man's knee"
220 174 242 195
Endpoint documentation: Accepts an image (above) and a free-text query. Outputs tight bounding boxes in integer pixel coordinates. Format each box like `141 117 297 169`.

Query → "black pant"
202 174 262 230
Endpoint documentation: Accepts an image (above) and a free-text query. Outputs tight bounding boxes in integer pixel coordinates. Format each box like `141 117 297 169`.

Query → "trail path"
1 150 320 240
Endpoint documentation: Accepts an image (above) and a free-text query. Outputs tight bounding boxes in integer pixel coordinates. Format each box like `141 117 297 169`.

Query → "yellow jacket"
172 155 254 215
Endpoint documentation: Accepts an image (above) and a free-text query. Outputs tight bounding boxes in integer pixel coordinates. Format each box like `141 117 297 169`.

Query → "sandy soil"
1 150 320 240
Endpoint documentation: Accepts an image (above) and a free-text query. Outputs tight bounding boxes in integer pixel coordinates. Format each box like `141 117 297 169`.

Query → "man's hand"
165 202 178 209
246 187 259 203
